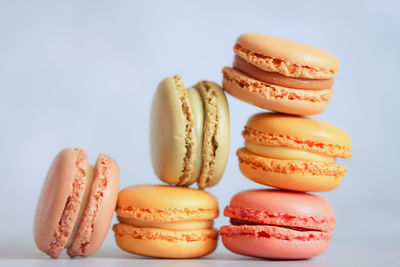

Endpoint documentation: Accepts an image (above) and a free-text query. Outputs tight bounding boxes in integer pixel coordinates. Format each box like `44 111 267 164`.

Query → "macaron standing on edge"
112 185 219 258
150 75 230 189
34 148 120 258
222 33 340 115
238 113 352 192
220 189 336 259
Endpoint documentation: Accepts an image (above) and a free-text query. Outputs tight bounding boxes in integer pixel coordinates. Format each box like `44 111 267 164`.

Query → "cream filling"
245 141 336 164
118 216 213 230
66 163 94 247
186 87 204 184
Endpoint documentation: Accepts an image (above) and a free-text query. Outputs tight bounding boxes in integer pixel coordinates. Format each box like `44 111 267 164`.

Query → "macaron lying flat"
220 189 336 259
222 33 340 115
150 75 230 189
34 148 119 258
112 185 219 258
239 113 352 192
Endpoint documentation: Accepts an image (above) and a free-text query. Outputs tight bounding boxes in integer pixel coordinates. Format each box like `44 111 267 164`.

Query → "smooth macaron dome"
34 148 119 258
112 185 219 258
222 33 340 115
220 189 336 259
238 113 352 192
150 75 230 189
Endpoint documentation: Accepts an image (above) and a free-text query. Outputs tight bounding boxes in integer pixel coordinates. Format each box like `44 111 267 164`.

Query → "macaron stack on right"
220 33 352 259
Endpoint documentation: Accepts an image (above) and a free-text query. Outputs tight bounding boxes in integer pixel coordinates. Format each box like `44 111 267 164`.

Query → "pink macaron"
34 148 120 258
220 189 336 259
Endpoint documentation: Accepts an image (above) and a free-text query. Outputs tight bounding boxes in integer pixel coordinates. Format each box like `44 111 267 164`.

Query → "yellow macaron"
150 75 230 189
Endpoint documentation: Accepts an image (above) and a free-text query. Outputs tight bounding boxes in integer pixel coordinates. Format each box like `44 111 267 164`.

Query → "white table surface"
1 235 399 267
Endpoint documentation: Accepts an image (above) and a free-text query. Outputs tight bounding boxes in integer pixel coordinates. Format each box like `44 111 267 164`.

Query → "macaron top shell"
235 33 340 79
150 75 198 186
34 148 88 258
116 185 219 222
244 113 352 158
225 189 335 231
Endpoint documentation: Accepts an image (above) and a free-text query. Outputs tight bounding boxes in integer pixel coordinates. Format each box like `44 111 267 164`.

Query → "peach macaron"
112 185 219 258
220 189 336 259
34 148 120 258
223 33 340 115
238 113 352 192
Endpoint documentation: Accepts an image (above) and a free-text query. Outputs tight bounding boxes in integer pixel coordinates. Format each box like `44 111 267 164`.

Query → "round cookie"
150 75 230 189
34 148 119 258
220 189 336 259
238 113 352 192
222 33 340 115
112 185 219 258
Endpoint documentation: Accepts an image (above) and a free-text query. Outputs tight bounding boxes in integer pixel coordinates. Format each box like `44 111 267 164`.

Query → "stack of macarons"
33 33 351 261
220 33 352 259
112 75 231 258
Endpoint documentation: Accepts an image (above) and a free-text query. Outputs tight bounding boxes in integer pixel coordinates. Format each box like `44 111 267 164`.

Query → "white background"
1 0 399 266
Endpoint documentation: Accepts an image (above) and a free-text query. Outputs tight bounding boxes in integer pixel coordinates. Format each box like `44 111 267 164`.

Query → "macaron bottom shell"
113 224 218 258
220 225 331 260
237 148 346 192
222 67 332 116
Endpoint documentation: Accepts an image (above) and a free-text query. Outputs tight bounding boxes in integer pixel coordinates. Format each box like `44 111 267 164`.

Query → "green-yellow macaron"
150 75 230 189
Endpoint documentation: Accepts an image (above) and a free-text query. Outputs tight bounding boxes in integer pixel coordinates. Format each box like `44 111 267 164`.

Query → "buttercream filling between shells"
222 67 332 103
233 55 334 90
234 43 337 79
245 141 336 164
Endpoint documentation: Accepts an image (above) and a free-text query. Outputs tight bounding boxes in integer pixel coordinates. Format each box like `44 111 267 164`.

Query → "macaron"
239 113 352 192
112 185 219 258
220 189 336 259
222 33 340 115
34 148 120 258
150 75 230 189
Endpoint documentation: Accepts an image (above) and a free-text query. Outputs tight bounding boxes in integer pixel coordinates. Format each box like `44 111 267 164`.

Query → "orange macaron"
223 33 340 115
112 185 219 258
238 113 352 192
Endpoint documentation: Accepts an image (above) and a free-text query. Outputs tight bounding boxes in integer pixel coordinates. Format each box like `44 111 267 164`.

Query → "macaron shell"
150 75 197 186
193 81 230 188
220 225 331 259
238 148 346 192
235 33 340 79
244 113 352 158
224 188 336 230
67 153 120 257
116 185 219 222
34 148 88 258
223 67 331 116
113 224 218 258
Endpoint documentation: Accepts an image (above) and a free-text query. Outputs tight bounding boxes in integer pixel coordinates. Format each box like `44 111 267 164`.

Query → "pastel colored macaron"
222 33 340 115
112 185 219 258
34 148 119 258
220 189 336 259
238 113 352 192
150 75 230 189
